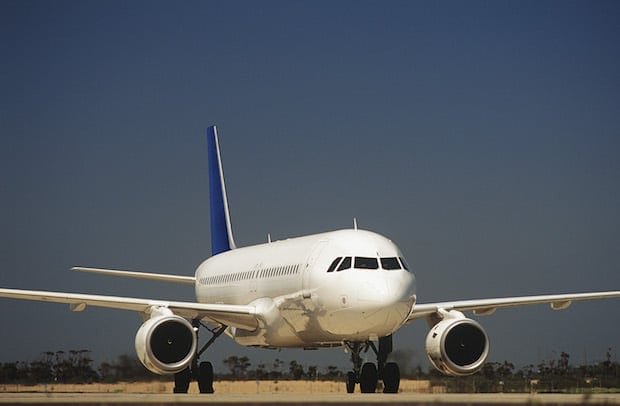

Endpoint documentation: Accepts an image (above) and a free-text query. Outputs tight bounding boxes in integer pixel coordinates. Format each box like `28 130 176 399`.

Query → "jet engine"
135 313 197 375
425 312 489 376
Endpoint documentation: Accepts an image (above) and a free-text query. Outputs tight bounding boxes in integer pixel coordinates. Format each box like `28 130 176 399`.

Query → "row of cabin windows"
199 264 302 286
326 256 410 273
258 264 301 279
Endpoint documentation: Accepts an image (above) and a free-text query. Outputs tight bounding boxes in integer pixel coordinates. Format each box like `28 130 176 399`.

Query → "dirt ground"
0 379 434 394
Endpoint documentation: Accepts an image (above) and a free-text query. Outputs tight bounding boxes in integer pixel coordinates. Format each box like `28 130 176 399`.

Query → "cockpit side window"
354 257 379 270
326 257 342 273
399 257 410 271
380 257 401 270
336 256 352 271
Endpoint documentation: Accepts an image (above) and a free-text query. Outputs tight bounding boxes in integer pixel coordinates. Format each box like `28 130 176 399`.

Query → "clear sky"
1 1 619 374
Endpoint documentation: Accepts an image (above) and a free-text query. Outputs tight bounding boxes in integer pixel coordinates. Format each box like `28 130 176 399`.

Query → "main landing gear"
344 335 400 394
173 320 227 394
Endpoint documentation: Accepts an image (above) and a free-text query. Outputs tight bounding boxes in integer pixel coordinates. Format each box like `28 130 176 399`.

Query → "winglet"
207 126 236 255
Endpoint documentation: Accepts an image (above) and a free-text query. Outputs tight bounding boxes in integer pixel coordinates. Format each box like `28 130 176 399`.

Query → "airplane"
1 125 619 394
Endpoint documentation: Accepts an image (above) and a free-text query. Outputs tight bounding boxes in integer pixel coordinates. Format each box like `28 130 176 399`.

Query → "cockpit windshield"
354 257 379 269
337 256 352 271
380 257 401 270
326 257 342 272
399 257 410 271
326 255 411 272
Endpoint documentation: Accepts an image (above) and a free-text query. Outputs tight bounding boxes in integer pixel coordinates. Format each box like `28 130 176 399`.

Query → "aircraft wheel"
173 367 191 393
197 361 214 393
345 371 356 393
359 362 377 393
382 362 400 393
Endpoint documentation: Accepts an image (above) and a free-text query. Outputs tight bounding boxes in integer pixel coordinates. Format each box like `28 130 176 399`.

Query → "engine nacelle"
135 314 197 375
425 313 489 376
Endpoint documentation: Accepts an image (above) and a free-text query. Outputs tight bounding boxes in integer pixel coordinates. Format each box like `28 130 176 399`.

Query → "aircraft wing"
0 288 258 331
408 291 620 322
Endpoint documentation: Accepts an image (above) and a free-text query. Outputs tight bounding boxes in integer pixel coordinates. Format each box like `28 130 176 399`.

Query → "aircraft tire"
345 371 356 393
173 367 191 393
197 361 214 393
359 362 378 393
382 362 400 393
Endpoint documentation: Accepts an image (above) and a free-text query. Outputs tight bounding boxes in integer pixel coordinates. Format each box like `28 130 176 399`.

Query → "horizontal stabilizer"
72 267 196 285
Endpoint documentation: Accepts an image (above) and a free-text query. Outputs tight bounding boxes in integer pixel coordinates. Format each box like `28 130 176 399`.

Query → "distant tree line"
220 356 343 381
0 350 152 385
425 349 620 393
1 348 618 393
0 350 98 385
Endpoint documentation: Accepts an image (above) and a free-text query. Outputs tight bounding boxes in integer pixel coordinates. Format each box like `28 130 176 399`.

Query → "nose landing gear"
344 335 400 393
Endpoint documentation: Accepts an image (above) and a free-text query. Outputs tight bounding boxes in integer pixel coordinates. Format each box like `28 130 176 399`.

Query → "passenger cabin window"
327 257 342 273
336 256 352 271
380 257 401 270
354 257 379 270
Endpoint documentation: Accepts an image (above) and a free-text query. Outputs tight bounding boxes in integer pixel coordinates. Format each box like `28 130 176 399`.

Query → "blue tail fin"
207 126 236 256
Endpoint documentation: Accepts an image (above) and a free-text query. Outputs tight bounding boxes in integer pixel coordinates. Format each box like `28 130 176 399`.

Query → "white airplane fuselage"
195 229 417 348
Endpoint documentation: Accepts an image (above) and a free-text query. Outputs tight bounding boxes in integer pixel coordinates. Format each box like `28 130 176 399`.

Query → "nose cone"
385 270 417 320
389 269 417 304
355 270 417 333
356 271 416 305
357 279 389 303
319 268 417 339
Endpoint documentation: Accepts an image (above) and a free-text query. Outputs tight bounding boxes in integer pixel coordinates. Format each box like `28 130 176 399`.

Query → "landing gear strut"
173 320 227 394
344 335 400 394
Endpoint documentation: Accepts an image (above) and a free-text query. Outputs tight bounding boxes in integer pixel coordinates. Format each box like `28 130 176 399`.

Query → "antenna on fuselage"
353 218 358 230
267 233 272 243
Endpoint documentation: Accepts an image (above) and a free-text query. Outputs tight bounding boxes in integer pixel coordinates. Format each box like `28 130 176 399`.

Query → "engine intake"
135 314 197 375
425 313 489 376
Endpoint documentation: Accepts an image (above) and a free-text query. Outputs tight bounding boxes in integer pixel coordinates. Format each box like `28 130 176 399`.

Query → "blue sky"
1 1 619 373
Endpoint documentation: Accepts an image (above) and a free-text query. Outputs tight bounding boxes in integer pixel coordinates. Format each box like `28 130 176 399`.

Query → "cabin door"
303 240 327 299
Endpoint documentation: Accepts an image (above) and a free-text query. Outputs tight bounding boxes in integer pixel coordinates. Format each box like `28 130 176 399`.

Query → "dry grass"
0 379 433 394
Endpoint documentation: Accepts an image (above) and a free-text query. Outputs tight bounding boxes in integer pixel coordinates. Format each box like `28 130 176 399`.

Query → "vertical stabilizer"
207 126 237 256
